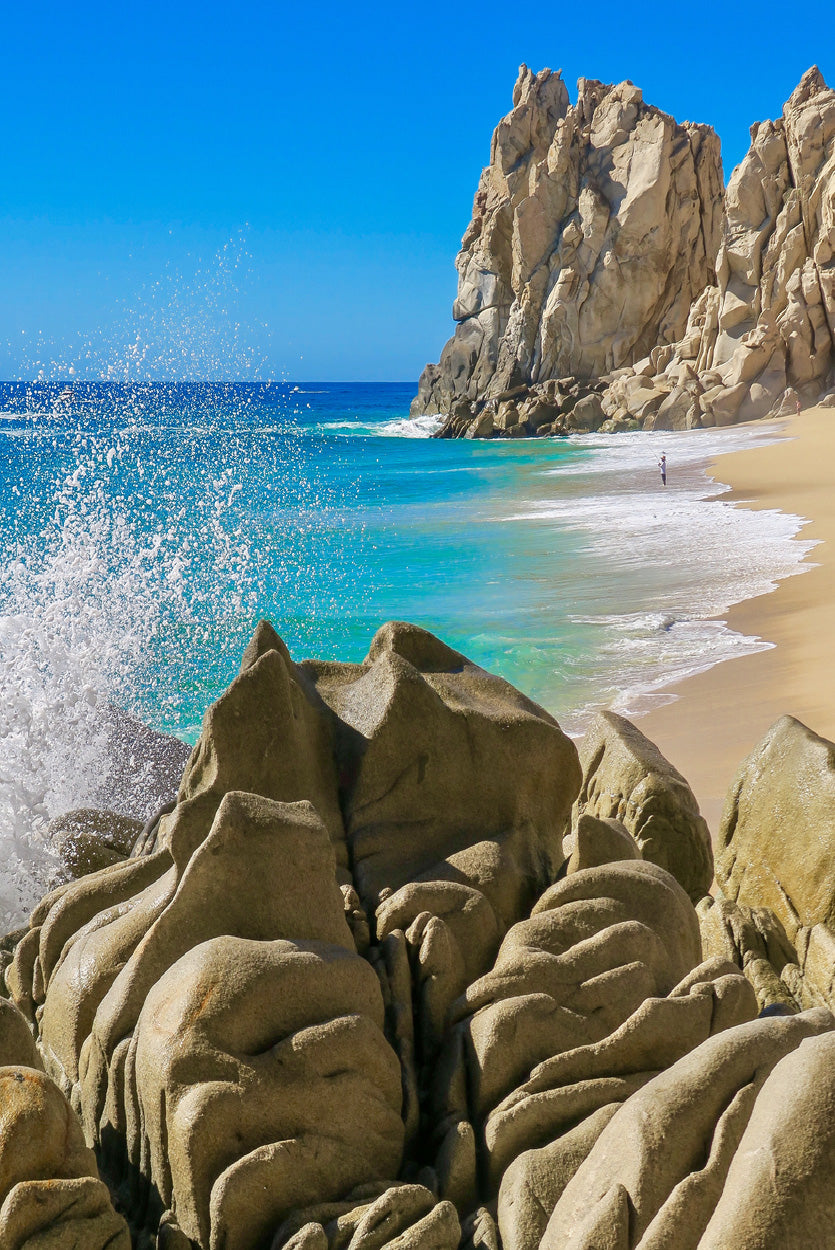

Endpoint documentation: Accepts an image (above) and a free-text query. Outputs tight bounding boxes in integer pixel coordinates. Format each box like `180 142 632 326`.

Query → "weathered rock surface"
7 621 580 1248
564 813 642 876
128 937 404 1249
23 790 405 1249
137 617 349 877
541 1009 835 1249
577 710 713 901
5 622 835 1248
716 714 835 1009
697 893 803 1012
431 843 757 1209
610 66 835 429
306 621 582 1074
432 377 612 441
47 807 143 879
42 794 355 1108
0 996 130 1248
304 620 579 919
272 1184 462 1250
413 66 722 425
0 997 43 1070
414 65 835 435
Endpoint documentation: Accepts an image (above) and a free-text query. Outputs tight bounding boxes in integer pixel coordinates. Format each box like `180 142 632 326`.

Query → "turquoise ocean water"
0 380 814 923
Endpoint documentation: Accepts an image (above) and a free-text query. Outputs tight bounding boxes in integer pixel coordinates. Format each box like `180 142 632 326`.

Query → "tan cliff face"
412 64 724 417
718 65 835 397
414 64 835 433
645 64 835 427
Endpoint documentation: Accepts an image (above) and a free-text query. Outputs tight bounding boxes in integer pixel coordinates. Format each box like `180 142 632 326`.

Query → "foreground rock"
435 860 755 1202
414 65 835 435
539 1011 835 1249
576 711 713 902
47 807 143 878
716 714 835 1009
5 622 835 1248
0 997 130 1248
130 935 404 1248
7 621 580 1248
697 893 803 1013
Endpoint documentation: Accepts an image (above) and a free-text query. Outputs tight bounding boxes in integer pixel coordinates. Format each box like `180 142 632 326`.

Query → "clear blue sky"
0 0 831 382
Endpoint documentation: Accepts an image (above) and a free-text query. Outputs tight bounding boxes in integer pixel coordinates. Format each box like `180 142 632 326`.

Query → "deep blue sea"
0 379 813 923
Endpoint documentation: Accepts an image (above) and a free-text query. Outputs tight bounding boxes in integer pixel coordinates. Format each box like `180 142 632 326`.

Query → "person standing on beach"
659 454 667 486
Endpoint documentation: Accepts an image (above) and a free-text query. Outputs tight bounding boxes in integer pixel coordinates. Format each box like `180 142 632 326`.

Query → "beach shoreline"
638 403 835 836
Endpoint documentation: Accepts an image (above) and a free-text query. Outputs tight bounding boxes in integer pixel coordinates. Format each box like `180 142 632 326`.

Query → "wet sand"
639 404 835 837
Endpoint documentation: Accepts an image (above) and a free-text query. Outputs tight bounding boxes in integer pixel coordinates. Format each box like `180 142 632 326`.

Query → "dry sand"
639 403 835 837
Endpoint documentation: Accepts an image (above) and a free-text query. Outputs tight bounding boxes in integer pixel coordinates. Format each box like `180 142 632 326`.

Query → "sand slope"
639 405 835 836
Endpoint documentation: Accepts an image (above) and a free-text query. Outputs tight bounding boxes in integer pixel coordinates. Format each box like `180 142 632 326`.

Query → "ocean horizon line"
0 377 420 387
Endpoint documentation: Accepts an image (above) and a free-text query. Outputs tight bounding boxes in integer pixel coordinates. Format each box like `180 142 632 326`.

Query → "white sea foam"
316 420 376 433
320 413 443 438
0 474 174 927
504 425 815 728
0 447 262 929
378 413 443 438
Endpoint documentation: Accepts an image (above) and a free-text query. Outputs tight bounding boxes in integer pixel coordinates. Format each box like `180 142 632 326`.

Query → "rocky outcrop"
0 996 130 1248
0 996 42 1068
716 714 835 1010
538 1010 835 1249
697 894 804 1013
5 624 835 1248
303 619 579 917
433 859 755 1202
608 66 835 429
433 377 614 441
272 1185 462 1250
47 807 143 879
576 710 713 902
128 935 405 1249
415 65 835 435
7 621 580 1248
412 66 723 424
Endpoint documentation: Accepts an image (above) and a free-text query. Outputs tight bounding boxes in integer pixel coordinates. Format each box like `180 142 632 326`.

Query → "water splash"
0 233 277 928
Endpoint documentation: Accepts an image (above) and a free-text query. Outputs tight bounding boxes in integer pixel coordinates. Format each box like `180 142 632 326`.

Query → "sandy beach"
640 403 835 836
